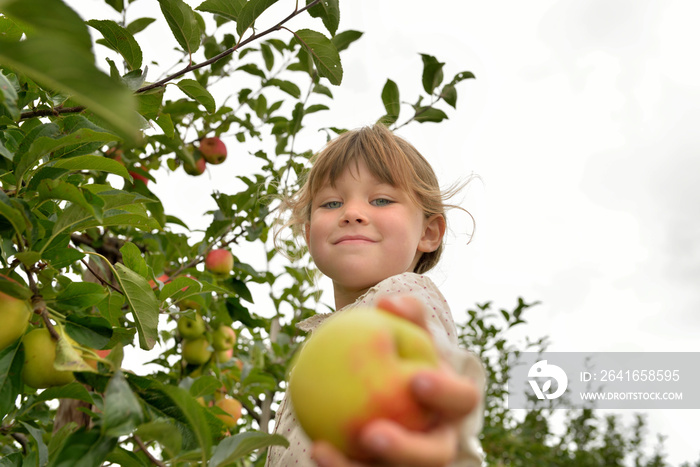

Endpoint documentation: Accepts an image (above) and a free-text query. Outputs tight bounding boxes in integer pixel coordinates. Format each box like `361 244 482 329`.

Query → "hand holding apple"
289 305 441 460
307 295 481 467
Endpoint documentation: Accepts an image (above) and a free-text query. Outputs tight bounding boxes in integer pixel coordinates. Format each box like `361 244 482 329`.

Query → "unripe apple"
0 291 31 350
205 249 233 275
214 397 242 428
212 325 236 351
215 348 234 364
182 337 212 366
183 155 206 176
21 328 76 388
289 307 440 459
177 314 206 339
199 137 227 165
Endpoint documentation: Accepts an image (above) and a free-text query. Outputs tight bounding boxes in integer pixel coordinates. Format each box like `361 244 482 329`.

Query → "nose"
339 200 368 225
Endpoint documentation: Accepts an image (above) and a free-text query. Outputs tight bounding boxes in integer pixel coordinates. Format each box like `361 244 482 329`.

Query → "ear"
418 214 445 253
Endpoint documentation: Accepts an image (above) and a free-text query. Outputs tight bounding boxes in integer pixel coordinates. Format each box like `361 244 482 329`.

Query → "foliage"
0 0 472 465
460 299 700 467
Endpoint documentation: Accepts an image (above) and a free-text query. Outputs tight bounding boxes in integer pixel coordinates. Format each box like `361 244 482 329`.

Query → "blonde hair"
279 123 470 274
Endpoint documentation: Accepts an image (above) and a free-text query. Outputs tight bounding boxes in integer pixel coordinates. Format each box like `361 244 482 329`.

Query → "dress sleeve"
373 273 485 467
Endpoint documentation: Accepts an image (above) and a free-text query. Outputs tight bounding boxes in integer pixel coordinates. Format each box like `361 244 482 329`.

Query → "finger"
311 441 361 467
359 419 459 467
375 295 428 331
411 370 480 420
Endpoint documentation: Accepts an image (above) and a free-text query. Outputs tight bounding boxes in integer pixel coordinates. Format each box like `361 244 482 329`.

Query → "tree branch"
20 106 85 120
133 435 166 467
137 0 322 94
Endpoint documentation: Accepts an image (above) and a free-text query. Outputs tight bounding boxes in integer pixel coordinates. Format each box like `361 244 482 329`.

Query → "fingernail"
412 374 434 395
367 433 390 453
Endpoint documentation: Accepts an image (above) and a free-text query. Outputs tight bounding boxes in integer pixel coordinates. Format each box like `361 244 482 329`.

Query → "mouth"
333 235 375 245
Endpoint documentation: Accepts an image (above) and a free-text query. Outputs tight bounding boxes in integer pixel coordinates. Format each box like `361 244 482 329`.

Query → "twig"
80 258 122 294
20 106 85 120
133 435 166 467
137 0 322 94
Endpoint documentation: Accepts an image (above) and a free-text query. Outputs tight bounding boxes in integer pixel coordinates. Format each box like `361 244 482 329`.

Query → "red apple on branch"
199 137 227 165
205 249 233 275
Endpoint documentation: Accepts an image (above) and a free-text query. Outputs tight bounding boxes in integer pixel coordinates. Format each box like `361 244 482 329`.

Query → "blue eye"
322 201 342 209
371 198 392 207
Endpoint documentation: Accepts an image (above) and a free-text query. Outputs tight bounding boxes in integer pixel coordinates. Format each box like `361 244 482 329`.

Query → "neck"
333 282 371 310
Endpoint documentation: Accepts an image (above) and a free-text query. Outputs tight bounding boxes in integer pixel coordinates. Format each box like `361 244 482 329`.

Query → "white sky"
68 0 700 463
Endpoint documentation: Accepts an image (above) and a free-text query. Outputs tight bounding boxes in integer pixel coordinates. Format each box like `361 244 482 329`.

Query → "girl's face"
305 161 443 308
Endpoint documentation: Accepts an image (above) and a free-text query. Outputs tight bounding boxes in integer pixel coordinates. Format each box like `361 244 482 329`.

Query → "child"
267 124 485 467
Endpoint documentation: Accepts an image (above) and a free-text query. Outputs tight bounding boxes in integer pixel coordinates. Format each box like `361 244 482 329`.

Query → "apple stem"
39 308 60 341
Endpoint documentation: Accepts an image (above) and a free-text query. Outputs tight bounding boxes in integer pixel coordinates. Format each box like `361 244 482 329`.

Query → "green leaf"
196 0 246 22
381 79 400 122
126 17 157 35
331 30 363 52
413 107 448 123
120 241 150 279
177 79 216 113
0 274 31 299
209 432 289 467
54 334 94 373
0 16 23 42
158 0 201 55
0 71 20 121
265 78 301 98
306 0 339 36
56 281 109 309
161 385 212 463
189 375 221 398
136 87 164 120
52 155 132 181
103 371 144 437
156 113 175 138
0 0 93 52
0 37 139 141
441 84 457 108
450 70 476 85
236 0 279 36
260 42 274 70
293 29 343 85
0 342 23 419
21 421 49 467
135 420 182 459
420 53 445 95
65 315 113 350
0 190 28 236
47 429 118 467
35 180 97 220
35 381 93 404
16 129 120 184
87 20 143 71
114 263 160 350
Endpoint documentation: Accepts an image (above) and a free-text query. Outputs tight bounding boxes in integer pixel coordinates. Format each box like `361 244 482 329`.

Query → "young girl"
267 124 485 467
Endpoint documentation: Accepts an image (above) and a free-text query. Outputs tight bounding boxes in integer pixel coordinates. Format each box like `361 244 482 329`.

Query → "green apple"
0 291 31 350
21 328 76 388
212 325 236 351
177 314 206 338
289 307 440 459
183 154 206 176
205 249 233 275
199 137 227 165
182 337 212 366
214 397 242 428
215 348 234 363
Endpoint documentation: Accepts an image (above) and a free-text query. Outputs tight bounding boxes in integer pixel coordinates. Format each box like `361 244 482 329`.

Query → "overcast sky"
70 0 699 463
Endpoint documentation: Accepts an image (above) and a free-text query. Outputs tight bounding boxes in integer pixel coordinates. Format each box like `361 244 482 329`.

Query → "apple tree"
0 0 473 465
